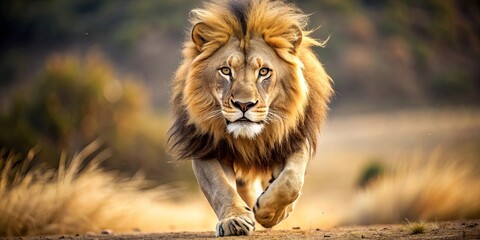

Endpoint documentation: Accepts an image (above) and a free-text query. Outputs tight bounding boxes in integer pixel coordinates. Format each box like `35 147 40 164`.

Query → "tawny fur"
168 0 333 174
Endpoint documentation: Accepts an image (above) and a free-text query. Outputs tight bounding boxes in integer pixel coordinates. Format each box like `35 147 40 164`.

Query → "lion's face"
170 0 332 163
198 37 298 139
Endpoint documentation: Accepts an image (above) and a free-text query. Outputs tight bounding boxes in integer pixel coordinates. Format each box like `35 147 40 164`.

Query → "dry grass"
405 219 426 235
0 140 215 237
343 150 480 225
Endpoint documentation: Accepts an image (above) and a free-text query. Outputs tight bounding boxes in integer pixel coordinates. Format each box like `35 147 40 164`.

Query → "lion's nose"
231 100 258 113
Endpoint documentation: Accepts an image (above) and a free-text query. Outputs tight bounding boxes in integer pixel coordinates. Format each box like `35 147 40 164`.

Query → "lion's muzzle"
231 100 258 113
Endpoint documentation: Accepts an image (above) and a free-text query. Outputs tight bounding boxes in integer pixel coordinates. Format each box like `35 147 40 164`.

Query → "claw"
215 216 255 237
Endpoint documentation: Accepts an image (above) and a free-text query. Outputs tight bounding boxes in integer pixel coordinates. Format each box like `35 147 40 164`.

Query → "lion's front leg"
192 159 255 236
253 143 311 228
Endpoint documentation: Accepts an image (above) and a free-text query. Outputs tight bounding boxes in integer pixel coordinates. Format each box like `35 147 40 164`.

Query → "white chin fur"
227 122 264 139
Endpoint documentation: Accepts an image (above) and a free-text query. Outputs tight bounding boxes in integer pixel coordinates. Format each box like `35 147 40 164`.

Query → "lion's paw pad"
215 216 255 237
254 200 294 228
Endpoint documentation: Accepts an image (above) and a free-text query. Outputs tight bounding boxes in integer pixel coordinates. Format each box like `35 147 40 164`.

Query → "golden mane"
168 0 333 173
188 0 322 60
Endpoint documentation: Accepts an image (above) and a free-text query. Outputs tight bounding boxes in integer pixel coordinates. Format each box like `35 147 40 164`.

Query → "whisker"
203 110 223 121
266 110 284 124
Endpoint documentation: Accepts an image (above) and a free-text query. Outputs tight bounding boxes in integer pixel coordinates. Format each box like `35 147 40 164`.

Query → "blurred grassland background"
0 0 479 237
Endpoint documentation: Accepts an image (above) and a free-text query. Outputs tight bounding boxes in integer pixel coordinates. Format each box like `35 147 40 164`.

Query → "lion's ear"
191 22 211 52
290 25 303 51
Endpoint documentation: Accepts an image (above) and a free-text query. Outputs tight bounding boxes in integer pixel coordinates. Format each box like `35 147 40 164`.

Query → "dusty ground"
7 219 480 240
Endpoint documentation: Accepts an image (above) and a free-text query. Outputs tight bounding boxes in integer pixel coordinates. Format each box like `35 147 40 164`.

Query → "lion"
168 0 333 236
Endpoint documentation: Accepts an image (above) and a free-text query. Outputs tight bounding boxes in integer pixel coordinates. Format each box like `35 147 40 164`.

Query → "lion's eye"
220 67 231 76
258 68 270 77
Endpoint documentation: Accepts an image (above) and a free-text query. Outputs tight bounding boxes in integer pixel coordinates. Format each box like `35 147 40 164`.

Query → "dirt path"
9 219 479 240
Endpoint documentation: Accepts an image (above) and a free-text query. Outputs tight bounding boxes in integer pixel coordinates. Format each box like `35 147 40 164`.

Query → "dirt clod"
100 230 113 235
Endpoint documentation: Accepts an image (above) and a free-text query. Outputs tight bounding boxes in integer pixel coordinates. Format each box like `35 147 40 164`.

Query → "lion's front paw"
215 215 255 237
253 191 295 228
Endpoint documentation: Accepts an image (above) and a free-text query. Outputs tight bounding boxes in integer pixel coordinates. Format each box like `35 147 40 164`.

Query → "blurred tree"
357 160 385 188
0 51 189 184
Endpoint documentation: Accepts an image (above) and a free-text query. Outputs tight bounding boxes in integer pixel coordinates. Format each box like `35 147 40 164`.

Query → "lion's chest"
218 136 303 171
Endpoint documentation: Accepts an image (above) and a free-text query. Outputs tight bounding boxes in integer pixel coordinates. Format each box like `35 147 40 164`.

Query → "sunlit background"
1 0 479 236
